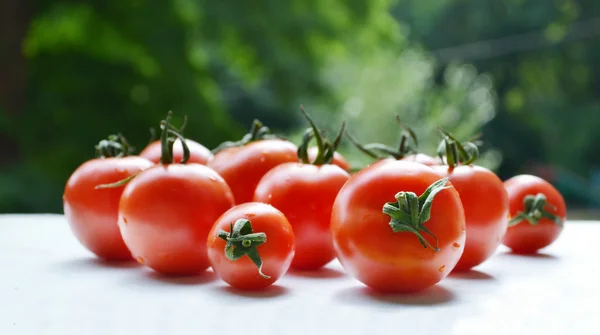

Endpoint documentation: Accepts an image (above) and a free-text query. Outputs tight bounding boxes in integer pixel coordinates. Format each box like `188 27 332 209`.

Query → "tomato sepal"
297 105 345 165
212 119 282 154
509 193 563 227
437 129 480 167
95 134 133 158
217 219 271 279
382 177 452 252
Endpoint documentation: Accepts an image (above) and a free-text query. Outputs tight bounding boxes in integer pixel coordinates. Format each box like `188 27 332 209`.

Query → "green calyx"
212 119 281 154
217 219 270 279
437 129 480 168
95 111 187 190
509 193 563 227
159 111 190 164
382 178 452 252
297 105 345 165
346 115 419 161
95 134 133 158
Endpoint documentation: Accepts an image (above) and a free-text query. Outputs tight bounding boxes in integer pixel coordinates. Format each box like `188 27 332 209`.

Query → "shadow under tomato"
449 269 496 281
56 257 141 272
335 285 456 307
502 251 558 260
143 270 217 285
287 267 346 279
218 284 289 298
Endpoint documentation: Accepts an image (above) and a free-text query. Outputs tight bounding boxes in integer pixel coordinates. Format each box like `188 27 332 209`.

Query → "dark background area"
1 0 600 217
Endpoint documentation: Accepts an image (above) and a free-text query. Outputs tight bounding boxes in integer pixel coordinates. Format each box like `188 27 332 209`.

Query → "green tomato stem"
346 115 419 161
436 128 480 168
217 219 271 279
212 119 282 154
382 177 452 252
509 193 563 227
159 111 190 164
95 134 132 158
296 105 345 165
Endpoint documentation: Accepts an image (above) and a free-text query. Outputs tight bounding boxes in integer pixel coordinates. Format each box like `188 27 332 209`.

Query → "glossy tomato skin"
433 165 508 271
207 202 295 290
502 175 566 254
63 156 153 260
307 147 350 171
118 164 234 275
140 139 213 165
401 154 441 166
331 161 466 293
208 139 298 204
254 163 350 270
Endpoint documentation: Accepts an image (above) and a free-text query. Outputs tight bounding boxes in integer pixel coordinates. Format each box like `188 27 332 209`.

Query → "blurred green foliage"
1 0 599 213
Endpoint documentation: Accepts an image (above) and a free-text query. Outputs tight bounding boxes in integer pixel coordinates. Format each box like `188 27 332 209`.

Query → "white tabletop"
0 214 597 335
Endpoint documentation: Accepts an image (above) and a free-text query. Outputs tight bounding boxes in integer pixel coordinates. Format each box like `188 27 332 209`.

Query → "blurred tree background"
1 0 599 215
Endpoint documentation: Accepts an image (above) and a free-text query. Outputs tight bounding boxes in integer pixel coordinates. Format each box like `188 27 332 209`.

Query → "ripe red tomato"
433 130 508 271
433 165 508 270
254 163 349 270
208 121 298 204
502 175 566 254
117 113 235 275
308 146 350 171
401 153 441 166
140 138 213 165
207 202 295 290
253 108 350 270
64 154 152 260
331 160 466 293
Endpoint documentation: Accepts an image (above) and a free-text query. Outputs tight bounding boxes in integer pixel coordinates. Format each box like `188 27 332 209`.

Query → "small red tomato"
331 160 466 293
64 135 152 260
208 120 298 204
140 138 213 165
433 130 508 271
116 113 234 275
308 146 350 171
254 108 350 270
207 202 295 290
401 153 441 166
502 174 566 254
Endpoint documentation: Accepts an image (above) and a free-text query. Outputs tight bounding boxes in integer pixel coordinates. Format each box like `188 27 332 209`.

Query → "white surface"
0 214 597 335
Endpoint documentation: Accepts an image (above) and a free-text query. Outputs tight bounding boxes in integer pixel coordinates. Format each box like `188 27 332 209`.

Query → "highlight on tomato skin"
502 174 567 254
140 138 213 165
63 135 153 261
331 160 466 293
207 202 295 290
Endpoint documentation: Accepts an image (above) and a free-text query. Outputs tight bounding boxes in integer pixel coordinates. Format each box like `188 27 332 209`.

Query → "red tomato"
307 146 350 171
207 202 295 290
502 175 566 254
401 153 441 166
64 156 152 260
117 112 235 275
118 164 234 275
140 139 213 165
433 165 508 271
208 139 298 204
331 160 466 293
254 163 349 270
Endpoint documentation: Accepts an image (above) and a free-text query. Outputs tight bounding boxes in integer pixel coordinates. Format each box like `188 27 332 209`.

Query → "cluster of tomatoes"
63 108 567 293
